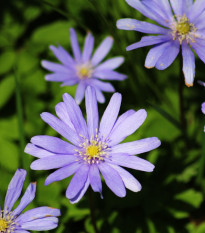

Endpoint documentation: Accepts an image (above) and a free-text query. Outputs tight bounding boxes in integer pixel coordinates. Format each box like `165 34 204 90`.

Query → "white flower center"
170 15 197 44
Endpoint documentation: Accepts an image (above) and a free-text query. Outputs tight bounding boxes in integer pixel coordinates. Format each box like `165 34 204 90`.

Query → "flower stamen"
76 63 93 79
171 15 197 44
75 133 110 164
0 210 17 233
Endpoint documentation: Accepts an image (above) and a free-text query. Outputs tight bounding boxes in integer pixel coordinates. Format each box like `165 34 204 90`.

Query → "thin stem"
179 56 187 135
88 188 99 233
14 68 30 175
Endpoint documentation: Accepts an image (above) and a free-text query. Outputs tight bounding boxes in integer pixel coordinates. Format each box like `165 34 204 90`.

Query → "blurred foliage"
0 0 205 233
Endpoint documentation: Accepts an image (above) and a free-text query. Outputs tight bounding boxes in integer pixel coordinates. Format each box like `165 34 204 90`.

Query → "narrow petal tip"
185 81 194 87
145 65 154 69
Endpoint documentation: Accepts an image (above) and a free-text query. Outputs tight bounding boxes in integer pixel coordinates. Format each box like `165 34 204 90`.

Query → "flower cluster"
117 0 205 87
25 86 161 203
0 169 60 233
42 28 127 104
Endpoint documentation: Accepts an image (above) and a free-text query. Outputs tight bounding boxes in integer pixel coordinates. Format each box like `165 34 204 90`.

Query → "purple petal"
188 0 205 22
108 153 154 172
85 86 99 138
109 164 141 192
89 79 115 92
194 12 205 29
70 28 81 62
45 73 77 83
109 109 147 146
100 93 122 138
20 217 58 231
93 70 127 81
57 45 76 66
61 79 79 86
66 165 89 199
55 102 75 130
190 39 205 63
95 88 105 103
14 230 29 233
82 32 94 62
63 93 88 138
198 80 205 87
41 112 80 146
91 36 113 66
182 43 195 87
98 162 126 197
49 45 75 67
125 0 169 27
31 136 76 154
75 81 86 105
155 41 180 70
89 165 102 197
117 18 169 34
30 155 77 170
202 102 205 114
95 57 124 71
25 143 55 158
41 60 73 74
141 0 173 23
111 137 161 155
126 35 171 51
45 162 82 185
16 207 60 223
69 177 90 204
13 183 36 216
145 42 170 69
169 0 184 16
4 169 27 213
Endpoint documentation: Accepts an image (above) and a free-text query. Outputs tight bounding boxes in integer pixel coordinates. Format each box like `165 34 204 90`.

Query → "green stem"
14 69 30 174
89 188 99 233
179 56 187 135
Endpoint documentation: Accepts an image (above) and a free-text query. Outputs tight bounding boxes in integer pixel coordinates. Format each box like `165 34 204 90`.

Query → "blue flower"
25 87 161 203
117 0 205 87
42 28 127 104
0 169 60 233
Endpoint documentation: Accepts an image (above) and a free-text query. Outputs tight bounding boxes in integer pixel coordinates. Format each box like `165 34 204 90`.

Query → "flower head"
25 86 161 203
0 169 60 233
42 28 127 104
117 0 205 87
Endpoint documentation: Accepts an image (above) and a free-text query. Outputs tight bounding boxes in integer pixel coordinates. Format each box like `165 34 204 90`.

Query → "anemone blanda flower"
0 169 60 233
117 0 205 87
25 86 161 203
41 28 127 104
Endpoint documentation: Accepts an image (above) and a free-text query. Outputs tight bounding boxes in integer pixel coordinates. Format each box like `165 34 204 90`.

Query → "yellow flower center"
86 145 99 157
75 134 110 164
171 15 197 44
0 218 8 232
0 210 17 233
76 63 93 79
176 22 190 35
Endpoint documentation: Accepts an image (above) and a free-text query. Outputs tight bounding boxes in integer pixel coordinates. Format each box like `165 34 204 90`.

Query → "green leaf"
0 51 16 75
31 21 74 45
0 117 19 140
0 75 15 109
0 139 19 171
175 189 203 208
